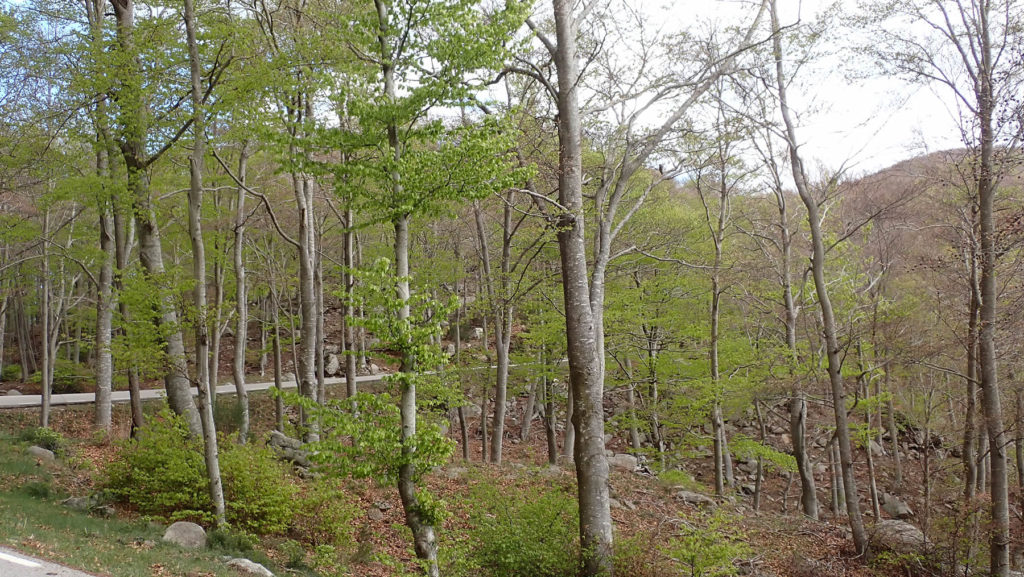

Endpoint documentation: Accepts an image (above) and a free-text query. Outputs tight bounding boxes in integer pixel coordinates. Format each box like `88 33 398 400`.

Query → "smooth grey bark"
550 1 614 572
39 211 51 428
232 146 251 443
1015 387 1024 492
270 283 285 432
770 0 867 554
885 372 903 485
474 202 514 464
110 0 201 435
964 247 980 499
344 205 357 399
94 153 115 432
185 0 225 526
293 168 319 439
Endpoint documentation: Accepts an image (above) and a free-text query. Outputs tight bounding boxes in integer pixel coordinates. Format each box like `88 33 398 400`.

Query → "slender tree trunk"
964 259 980 499
344 206 357 398
771 0 866 553
271 284 285 432
1015 388 1023 492
185 0 225 526
40 211 51 429
552 1 614 571
94 167 115 432
232 146 251 443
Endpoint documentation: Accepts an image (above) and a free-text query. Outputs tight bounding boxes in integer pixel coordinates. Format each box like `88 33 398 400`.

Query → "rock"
368 363 380 375
226 558 275 577
769 425 786 435
740 484 756 495
609 497 625 510
27 445 55 462
324 344 340 355
881 492 914 520
607 453 638 471
443 467 467 480
163 521 207 549
870 520 928 556
62 496 97 512
92 505 116 518
462 404 482 419
674 490 716 508
780 433 792 446
445 343 456 357
6 389 21 395
737 459 758 474
366 508 384 522
267 432 311 468
282 372 295 383
869 440 887 457
324 353 341 376
374 501 392 511
814 463 828 476
470 327 484 340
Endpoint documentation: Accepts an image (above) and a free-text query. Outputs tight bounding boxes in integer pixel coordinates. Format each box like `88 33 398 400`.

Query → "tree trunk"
771 0 866 553
552 1 615 571
232 146 251 443
111 0 201 436
185 0 225 526
40 210 51 429
94 175 115 432
344 205 357 398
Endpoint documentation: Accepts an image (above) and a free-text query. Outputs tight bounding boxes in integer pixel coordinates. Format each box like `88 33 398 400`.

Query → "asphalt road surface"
0 547 98 577
0 374 387 410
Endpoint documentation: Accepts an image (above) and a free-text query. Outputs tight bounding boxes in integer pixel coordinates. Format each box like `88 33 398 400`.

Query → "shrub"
659 510 750 577
1 364 21 382
30 360 93 394
467 482 579 577
220 437 297 535
288 479 358 551
19 427 67 455
103 410 211 523
104 410 299 533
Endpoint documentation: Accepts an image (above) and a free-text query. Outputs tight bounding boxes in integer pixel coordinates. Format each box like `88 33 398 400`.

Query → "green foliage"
19 426 66 454
657 469 704 492
103 410 212 523
466 483 580 577
729 436 797 473
1 364 21 382
31 359 94 394
297 391 453 489
660 511 750 577
288 479 359 551
103 410 297 533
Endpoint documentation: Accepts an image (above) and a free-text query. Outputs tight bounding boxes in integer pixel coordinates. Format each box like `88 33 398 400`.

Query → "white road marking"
0 550 43 568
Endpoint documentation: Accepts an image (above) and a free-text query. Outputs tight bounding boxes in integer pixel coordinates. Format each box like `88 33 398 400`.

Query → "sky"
649 0 967 176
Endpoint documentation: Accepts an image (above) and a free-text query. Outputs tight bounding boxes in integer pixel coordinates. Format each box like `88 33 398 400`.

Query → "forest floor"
0 378 1020 577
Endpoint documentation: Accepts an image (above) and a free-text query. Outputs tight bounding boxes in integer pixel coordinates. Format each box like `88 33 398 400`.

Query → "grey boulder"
163 521 207 549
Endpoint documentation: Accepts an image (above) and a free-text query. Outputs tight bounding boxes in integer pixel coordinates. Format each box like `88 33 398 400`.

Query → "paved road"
0 374 388 409
0 547 98 577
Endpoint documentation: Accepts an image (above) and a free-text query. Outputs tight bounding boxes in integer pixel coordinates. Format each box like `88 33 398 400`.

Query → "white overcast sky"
648 0 966 176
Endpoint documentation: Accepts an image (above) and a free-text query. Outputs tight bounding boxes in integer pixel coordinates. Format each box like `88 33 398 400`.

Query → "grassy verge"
0 432 253 577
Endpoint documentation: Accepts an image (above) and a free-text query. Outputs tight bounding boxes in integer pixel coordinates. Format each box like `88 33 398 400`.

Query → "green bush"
30 360 93 394
103 410 211 523
467 483 579 577
288 479 358 550
220 437 296 535
19 427 67 455
659 511 750 577
1 364 21 382
103 410 298 533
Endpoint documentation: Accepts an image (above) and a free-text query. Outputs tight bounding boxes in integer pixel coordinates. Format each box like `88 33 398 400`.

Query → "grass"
0 430 258 577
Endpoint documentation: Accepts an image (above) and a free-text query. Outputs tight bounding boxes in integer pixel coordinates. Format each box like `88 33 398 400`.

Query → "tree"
770 0 868 555
863 1 1024 571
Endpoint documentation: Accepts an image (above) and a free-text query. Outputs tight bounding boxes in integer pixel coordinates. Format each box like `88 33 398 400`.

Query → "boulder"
737 459 758 474
881 492 914 520
366 508 384 522
445 343 456 357
462 404 482 419
226 558 275 577
324 344 340 355
470 327 484 340
870 520 928 557
607 453 638 472
163 521 207 549
869 440 887 457
368 363 381 375
324 353 341 377
6 389 21 396
674 490 716 508
27 445 55 462
268 431 311 468
62 496 97 512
